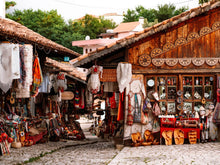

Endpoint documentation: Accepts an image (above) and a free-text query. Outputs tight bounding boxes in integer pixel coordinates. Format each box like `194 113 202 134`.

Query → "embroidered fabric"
123 78 148 140
87 65 103 94
16 45 33 98
117 63 132 93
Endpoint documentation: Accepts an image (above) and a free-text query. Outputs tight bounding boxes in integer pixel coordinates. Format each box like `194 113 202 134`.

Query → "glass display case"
182 75 215 112
146 75 178 115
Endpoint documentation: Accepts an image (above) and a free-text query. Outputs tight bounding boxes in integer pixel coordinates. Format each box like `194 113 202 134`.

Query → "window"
146 75 178 115
146 74 215 115
182 75 215 113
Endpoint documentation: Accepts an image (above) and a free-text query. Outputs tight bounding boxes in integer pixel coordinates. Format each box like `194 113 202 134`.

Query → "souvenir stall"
85 64 125 140
0 17 83 155
124 4 220 145
71 0 220 146
0 42 48 154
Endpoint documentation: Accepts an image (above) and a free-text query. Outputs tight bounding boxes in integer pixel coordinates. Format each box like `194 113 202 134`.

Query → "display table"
160 118 200 144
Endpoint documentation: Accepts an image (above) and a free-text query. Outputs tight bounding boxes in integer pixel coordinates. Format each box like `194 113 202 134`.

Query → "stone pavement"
109 142 220 165
0 138 220 165
0 138 100 165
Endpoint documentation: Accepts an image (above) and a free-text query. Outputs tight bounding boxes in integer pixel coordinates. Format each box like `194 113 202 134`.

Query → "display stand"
160 118 200 144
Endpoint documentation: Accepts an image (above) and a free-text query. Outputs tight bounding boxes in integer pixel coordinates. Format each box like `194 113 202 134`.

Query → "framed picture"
183 102 192 112
167 102 175 114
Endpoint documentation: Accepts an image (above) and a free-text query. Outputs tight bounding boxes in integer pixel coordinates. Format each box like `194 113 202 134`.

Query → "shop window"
182 75 215 113
146 75 178 115
146 74 215 115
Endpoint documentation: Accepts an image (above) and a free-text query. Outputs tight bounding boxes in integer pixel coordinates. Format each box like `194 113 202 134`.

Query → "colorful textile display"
38 73 50 93
16 45 33 98
124 77 149 140
87 65 103 94
117 92 124 121
56 72 67 92
30 55 43 97
117 63 132 93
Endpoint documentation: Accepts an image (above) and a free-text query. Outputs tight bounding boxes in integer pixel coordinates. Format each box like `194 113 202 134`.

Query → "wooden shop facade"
71 0 220 145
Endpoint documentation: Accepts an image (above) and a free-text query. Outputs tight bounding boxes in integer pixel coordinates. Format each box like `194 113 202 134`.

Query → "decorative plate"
138 54 151 67
177 90 183 96
147 79 155 87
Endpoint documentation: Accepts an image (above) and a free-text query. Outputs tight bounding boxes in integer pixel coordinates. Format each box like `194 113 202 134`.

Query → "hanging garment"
87 65 103 94
207 112 218 140
133 93 141 123
56 72 67 92
117 92 124 121
75 90 80 108
80 89 85 109
12 44 20 79
126 93 134 126
39 73 50 93
0 43 19 92
117 63 132 93
109 92 117 109
16 45 33 98
30 56 43 97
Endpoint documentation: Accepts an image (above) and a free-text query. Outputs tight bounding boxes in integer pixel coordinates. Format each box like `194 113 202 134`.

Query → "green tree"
123 9 139 22
154 4 176 22
123 3 188 24
135 6 156 22
73 14 116 39
199 0 210 4
5 1 16 10
6 9 85 53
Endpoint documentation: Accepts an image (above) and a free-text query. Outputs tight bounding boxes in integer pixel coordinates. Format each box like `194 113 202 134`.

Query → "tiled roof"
113 22 140 33
70 0 220 67
0 18 81 58
72 38 117 47
46 57 86 81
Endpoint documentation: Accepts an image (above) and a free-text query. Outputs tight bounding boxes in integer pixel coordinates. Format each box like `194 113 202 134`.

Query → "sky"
8 0 201 21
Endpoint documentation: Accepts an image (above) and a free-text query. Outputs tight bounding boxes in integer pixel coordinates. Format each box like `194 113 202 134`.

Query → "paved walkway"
109 142 220 165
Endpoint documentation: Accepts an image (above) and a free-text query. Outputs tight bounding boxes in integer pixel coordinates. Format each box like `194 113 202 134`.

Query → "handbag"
127 94 134 126
153 102 161 116
133 93 141 123
141 93 149 125
141 111 149 125
143 98 151 112
152 119 160 133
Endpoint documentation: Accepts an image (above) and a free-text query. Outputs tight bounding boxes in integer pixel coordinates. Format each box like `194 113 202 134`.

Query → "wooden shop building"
71 0 220 145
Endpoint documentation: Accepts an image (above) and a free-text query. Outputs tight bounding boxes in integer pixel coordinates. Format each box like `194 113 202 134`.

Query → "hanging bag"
152 118 160 133
143 98 151 112
141 93 149 124
133 93 141 123
153 102 161 116
127 94 134 126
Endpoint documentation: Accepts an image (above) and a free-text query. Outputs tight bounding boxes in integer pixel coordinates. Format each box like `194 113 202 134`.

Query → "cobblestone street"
0 119 219 165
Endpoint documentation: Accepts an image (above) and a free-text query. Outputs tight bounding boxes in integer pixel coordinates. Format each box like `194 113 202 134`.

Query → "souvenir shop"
71 0 220 146
0 41 87 155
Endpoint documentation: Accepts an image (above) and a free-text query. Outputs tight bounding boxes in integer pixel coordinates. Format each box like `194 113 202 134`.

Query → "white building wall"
103 15 124 25
0 0 5 18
